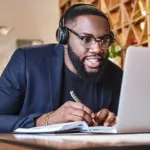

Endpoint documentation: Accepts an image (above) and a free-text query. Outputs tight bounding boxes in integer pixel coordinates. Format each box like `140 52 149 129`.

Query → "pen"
70 90 96 124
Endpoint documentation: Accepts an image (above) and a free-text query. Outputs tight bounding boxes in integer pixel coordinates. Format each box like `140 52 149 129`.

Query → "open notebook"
13 121 116 134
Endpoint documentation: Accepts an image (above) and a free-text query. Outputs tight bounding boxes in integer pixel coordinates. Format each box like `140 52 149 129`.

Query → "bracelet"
44 112 52 126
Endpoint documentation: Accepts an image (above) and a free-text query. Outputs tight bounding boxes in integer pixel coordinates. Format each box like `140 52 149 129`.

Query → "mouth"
84 56 103 68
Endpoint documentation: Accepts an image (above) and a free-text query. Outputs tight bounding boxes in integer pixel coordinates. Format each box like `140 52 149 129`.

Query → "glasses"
66 27 115 50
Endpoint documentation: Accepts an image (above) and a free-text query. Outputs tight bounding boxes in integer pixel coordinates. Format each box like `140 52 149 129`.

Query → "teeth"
89 59 98 62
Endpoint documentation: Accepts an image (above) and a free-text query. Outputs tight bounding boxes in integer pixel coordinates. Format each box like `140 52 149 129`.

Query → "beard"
67 44 108 84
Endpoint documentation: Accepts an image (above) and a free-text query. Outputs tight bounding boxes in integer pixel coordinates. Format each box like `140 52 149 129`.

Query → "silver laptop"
88 46 150 134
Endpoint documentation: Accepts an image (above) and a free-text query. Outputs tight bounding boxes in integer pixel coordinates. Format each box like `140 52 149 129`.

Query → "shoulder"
21 43 64 57
9 44 64 69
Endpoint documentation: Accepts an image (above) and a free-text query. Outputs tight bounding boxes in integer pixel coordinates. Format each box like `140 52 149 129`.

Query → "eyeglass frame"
66 27 115 50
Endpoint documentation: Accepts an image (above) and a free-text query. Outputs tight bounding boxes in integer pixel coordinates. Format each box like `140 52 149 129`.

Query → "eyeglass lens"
81 36 113 50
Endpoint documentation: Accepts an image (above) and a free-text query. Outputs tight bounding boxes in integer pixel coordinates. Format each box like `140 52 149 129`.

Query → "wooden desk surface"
0 133 150 150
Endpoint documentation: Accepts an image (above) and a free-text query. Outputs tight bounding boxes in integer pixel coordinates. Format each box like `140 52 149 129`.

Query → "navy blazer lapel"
48 44 64 110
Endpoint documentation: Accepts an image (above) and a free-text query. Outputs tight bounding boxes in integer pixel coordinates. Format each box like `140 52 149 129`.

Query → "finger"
66 101 94 117
110 120 116 126
95 109 109 118
64 107 89 123
66 113 86 122
104 112 116 126
110 116 117 126
96 109 109 123
70 108 92 124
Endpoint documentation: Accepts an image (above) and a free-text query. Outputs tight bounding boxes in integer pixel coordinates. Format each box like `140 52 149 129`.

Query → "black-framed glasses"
66 27 115 50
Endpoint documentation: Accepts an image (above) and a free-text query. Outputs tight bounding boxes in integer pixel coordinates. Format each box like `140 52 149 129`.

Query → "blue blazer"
0 44 123 133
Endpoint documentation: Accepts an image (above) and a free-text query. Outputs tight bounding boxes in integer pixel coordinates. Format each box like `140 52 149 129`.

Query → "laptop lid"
116 46 150 133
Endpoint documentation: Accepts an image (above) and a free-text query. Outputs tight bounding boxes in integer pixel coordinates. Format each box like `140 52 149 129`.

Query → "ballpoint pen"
70 90 96 124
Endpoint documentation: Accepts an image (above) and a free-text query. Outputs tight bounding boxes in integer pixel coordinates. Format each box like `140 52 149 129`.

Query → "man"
0 3 122 133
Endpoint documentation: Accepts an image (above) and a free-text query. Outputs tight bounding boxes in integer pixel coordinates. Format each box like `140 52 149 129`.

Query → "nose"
89 42 104 54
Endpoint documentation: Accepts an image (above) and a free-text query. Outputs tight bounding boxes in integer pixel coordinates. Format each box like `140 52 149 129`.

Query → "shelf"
90 0 100 8
141 20 148 43
123 0 131 3
109 7 121 30
132 15 146 24
99 0 108 13
84 0 97 4
115 28 123 46
113 26 122 32
141 41 148 47
108 4 120 12
60 0 69 8
59 0 150 68
126 27 139 46
122 6 130 25
132 0 147 20
132 18 146 41
70 0 83 5
104 0 120 9
123 25 130 45
123 0 135 19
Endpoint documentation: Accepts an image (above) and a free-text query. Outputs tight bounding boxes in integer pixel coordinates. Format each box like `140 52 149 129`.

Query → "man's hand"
92 109 116 127
36 101 95 126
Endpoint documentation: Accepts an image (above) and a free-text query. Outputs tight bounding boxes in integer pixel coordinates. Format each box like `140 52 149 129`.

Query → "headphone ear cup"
56 27 69 44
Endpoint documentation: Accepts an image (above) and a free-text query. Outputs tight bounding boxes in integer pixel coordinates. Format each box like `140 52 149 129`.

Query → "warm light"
0 26 12 35
140 22 145 30
32 40 43 45
141 9 147 16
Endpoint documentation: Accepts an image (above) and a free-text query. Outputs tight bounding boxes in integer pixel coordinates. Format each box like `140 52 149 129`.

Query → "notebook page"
87 126 117 133
13 121 88 133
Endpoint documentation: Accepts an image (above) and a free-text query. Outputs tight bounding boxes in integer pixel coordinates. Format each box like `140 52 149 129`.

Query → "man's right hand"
35 101 95 126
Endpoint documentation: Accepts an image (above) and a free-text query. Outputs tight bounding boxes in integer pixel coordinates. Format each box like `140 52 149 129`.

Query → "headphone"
56 3 114 44
56 3 92 44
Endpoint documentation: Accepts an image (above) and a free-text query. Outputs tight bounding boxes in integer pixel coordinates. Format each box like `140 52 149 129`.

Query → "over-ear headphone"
56 3 114 44
56 3 92 44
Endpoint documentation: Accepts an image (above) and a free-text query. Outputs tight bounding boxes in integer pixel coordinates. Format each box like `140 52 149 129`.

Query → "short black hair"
64 4 110 27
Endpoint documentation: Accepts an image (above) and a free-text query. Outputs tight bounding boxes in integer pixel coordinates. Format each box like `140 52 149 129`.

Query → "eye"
101 38 112 45
81 37 93 44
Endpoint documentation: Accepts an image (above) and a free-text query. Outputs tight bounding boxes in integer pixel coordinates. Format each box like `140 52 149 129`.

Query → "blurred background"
0 0 149 75
0 0 59 75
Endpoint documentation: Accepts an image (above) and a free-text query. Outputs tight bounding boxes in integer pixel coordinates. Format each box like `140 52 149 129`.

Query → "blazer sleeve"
0 49 42 133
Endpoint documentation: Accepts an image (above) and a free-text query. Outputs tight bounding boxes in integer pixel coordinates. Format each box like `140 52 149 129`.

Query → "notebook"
13 121 116 134
13 46 150 134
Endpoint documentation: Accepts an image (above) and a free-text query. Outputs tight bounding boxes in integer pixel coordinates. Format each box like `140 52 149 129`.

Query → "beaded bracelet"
44 112 52 126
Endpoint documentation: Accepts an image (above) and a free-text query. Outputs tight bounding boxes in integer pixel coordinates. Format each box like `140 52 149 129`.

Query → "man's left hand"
92 109 116 127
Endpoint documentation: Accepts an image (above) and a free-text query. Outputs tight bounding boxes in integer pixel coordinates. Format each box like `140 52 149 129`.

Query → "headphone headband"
59 3 92 28
56 3 92 44
56 3 114 44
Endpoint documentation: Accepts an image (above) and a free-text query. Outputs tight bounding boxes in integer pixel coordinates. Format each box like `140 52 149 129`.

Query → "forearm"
35 113 47 126
0 113 43 133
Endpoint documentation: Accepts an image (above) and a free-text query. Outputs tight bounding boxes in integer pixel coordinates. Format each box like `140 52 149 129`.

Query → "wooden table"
0 133 150 149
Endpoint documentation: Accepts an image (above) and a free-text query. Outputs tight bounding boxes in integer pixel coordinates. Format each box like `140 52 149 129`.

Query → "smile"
85 58 101 68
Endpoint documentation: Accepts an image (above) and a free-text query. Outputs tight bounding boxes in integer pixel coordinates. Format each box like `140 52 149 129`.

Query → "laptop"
88 46 150 134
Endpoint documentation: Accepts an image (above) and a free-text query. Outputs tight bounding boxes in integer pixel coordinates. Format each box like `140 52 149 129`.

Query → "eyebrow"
80 32 111 38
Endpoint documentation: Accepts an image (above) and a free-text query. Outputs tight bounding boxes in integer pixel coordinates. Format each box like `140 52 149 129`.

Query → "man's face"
66 15 111 82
